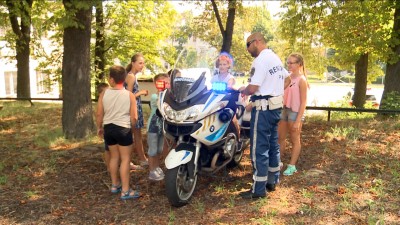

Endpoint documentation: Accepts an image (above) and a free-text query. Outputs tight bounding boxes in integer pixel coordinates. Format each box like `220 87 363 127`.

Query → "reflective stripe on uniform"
268 166 281 172
251 110 259 174
253 174 268 182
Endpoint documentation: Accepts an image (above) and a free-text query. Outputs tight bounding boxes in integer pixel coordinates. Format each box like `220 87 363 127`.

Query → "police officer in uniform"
239 32 291 199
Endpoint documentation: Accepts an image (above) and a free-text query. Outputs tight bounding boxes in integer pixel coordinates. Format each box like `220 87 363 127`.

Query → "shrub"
379 91 400 118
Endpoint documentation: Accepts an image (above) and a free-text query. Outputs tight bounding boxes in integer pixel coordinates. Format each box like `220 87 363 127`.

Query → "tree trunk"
211 0 236 54
352 53 368 108
94 0 106 94
15 35 31 98
380 1 400 109
6 0 33 98
62 0 95 139
220 0 236 53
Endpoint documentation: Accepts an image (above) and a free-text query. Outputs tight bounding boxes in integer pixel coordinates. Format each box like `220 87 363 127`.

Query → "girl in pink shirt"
278 53 308 176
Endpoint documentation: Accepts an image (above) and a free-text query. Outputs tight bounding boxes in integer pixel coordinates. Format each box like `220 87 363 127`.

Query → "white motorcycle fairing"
159 91 232 146
165 149 193 169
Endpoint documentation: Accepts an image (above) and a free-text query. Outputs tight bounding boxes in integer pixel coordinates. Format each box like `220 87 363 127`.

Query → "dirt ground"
0 105 399 224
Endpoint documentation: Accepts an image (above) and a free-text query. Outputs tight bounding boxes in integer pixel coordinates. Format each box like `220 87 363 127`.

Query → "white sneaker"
149 170 164 181
156 167 164 177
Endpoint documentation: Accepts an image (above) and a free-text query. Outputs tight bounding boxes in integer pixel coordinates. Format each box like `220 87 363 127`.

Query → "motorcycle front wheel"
165 164 197 207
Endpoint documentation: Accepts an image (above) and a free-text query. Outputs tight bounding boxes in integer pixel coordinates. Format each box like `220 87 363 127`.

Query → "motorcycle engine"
223 133 237 159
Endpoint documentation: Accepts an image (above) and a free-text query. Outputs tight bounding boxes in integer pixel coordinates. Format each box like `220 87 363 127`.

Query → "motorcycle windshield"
167 47 223 103
170 68 210 103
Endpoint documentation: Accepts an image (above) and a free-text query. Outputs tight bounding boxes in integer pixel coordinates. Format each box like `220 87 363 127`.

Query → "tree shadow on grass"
1 116 399 224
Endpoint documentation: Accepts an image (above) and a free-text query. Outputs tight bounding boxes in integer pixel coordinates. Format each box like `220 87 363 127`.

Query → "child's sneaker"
283 165 297 176
156 167 165 177
149 170 164 181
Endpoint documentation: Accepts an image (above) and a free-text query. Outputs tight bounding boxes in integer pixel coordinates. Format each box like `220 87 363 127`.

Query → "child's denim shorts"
280 107 305 122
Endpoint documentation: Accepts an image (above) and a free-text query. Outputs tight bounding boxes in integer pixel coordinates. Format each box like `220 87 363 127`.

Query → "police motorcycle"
157 64 250 207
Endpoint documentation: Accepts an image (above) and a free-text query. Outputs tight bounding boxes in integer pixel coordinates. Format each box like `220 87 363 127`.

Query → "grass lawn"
0 101 399 224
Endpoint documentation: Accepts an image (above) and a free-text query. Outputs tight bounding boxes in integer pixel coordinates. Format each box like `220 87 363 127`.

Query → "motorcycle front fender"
165 149 193 169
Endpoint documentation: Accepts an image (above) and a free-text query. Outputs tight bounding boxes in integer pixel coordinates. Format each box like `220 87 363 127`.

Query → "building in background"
0 27 60 98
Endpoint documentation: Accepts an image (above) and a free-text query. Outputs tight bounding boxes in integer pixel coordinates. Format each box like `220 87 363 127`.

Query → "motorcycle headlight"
186 106 200 120
164 103 176 120
163 103 201 122
175 110 187 122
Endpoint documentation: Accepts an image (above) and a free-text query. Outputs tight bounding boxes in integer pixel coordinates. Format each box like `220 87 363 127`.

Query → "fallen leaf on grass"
337 186 346 195
344 210 357 216
333 137 344 142
52 209 63 217
307 185 327 193
305 169 326 177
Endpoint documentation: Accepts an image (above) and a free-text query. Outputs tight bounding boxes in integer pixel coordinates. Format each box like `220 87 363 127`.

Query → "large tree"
62 0 95 139
381 0 400 109
5 0 33 98
192 2 275 72
94 0 105 92
210 0 237 53
279 0 393 108
99 1 176 73
277 1 327 78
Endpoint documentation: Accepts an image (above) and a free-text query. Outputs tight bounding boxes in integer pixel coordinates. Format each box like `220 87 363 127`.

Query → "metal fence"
1 98 399 121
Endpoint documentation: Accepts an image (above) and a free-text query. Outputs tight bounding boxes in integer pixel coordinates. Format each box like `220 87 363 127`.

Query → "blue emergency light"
211 82 227 92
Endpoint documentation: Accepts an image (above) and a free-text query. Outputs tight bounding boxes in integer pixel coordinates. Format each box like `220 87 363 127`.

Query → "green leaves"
100 1 177 72
278 0 397 80
191 1 275 73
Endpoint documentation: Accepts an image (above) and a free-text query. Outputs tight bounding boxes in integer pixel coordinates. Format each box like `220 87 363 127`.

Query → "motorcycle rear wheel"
227 148 244 168
165 164 197 207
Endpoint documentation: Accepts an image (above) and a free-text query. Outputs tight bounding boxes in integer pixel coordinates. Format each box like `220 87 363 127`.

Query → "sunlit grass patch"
393 121 400 130
34 128 64 148
0 100 399 224
40 152 65 174
328 99 377 120
192 198 205 214
168 208 175 225
338 191 356 212
213 183 225 194
369 178 385 197
300 188 314 199
298 203 323 216
250 208 279 225
0 128 15 135
252 197 268 212
2 102 101 150
367 210 385 225
227 195 235 208
325 125 361 141
306 113 326 122
389 163 400 183
0 101 33 116
24 190 40 200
